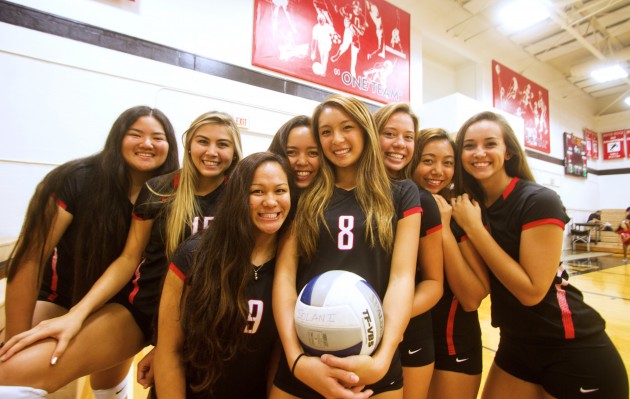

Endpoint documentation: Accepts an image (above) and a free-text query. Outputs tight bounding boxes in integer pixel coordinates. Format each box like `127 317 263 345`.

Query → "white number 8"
338 216 354 250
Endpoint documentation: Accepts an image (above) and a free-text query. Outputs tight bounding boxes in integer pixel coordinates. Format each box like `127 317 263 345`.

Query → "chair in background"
571 223 592 251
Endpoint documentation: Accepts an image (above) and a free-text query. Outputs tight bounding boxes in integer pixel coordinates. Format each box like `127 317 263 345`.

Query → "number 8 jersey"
296 179 421 300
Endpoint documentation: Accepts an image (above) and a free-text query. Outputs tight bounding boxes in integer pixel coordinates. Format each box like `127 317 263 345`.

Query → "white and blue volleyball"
294 270 384 357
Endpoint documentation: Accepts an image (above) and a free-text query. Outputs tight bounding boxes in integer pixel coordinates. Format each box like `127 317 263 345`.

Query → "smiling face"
121 116 170 174
249 161 291 236
412 138 455 194
318 105 365 171
378 111 415 177
286 125 320 189
461 120 511 184
189 123 235 183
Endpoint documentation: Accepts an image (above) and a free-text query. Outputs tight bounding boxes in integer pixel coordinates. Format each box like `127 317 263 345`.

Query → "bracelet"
291 353 307 377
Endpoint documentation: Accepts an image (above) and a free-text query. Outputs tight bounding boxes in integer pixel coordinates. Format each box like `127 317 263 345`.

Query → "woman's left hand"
451 194 484 232
0 311 84 364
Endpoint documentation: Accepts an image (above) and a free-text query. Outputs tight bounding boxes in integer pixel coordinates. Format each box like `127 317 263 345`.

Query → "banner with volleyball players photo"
492 60 550 153
252 0 410 103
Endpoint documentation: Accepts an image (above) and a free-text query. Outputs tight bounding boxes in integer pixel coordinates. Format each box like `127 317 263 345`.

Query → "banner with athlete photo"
252 0 410 104
583 128 599 160
601 130 628 160
492 60 550 153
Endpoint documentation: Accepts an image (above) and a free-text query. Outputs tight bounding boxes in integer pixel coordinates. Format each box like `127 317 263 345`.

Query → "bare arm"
154 269 186 398
452 194 562 306
4 204 73 339
434 195 489 311
412 227 443 317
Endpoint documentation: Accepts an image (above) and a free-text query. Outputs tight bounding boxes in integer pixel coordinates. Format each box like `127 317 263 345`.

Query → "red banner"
601 130 627 160
492 60 550 153
252 0 410 103
583 128 599 160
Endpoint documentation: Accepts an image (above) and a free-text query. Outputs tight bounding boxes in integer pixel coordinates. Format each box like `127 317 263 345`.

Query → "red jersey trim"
128 258 146 305
404 206 422 218
554 283 575 339
502 177 520 199
56 198 68 210
426 224 443 235
169 262 186 281
131 212 143 221
522 218 565 231
446 296 459 355
47 247 59 302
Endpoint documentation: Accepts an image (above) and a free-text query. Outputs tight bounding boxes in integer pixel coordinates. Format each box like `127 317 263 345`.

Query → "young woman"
268 115 320 190
0 111 243 399
2 105 179 397
154 152 295 398
451 111 628 399
616 206 630 261
374 104 443 399
271 94 421 399
411 128 487 399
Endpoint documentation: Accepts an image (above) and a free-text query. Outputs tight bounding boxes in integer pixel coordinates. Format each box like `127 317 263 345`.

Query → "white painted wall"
1 0 628 240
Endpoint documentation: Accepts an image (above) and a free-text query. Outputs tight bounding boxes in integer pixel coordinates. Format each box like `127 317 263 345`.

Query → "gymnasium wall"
1 0 629 240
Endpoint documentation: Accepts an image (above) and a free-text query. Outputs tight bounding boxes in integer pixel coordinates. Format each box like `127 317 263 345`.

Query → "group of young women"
0 95 627 399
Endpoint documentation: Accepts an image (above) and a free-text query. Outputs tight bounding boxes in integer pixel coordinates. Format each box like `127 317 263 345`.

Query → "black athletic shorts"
110 292 153 343
399 312 435 367
494 331 628 399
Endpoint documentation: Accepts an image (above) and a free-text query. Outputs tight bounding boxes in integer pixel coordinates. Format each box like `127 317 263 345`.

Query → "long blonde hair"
373 102 419 179
296 95 395 261
163 111 243 259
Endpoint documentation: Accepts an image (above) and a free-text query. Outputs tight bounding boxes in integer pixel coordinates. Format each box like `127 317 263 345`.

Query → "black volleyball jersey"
170 236 277 399
42 165 132 306
296 179 421 300
119 171 226 324
484 178 605 340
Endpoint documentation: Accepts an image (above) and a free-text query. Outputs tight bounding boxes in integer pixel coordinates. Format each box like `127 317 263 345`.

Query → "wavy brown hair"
7 106 179 303
295 94 395 261
181 152 295 395
267 115 312 159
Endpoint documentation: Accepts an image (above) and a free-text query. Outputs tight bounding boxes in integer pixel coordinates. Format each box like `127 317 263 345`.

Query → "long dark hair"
181 152 295 395
267 115 311 158
7 106 180 303
454 111 534 203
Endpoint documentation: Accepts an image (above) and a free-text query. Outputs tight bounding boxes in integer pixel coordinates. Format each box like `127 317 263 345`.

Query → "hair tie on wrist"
291 353 307 377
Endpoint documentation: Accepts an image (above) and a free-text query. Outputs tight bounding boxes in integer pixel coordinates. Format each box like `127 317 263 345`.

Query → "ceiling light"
590 64 628 83
625 97 630 106
498 0 550 31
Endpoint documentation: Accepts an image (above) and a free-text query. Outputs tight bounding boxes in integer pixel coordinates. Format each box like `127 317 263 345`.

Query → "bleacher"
574 209 626 253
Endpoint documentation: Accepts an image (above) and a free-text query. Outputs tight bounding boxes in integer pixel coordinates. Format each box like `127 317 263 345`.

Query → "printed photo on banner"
492 60 550 153
252 0 410 103
583 128 599 160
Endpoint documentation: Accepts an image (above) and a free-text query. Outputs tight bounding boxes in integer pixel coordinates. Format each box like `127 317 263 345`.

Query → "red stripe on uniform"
502 177 520 199
169 262 185 281
446 297 459 355
404 206 422 218
554 284 575 339
132 212 143 221
128 258 146 304
522 218 565 230
47 247 59 302
426 224 443 235
56 198 68 210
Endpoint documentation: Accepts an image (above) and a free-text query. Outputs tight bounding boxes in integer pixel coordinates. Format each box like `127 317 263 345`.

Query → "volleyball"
294 270 384 357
